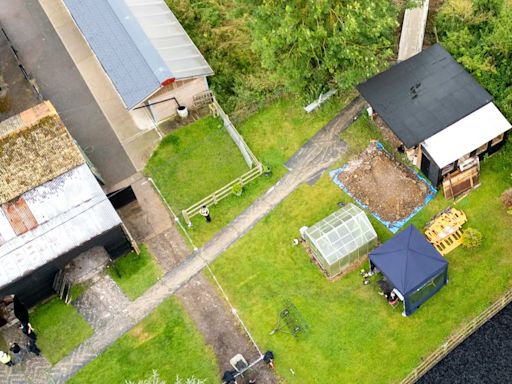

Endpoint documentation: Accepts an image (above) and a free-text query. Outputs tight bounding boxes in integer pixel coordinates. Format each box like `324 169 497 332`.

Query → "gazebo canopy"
369 225 447 295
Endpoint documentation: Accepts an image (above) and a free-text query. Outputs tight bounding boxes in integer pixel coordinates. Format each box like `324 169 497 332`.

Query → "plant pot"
177 105 188 118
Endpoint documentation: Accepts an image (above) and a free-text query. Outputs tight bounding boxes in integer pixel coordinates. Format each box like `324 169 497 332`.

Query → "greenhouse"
302 204 378 278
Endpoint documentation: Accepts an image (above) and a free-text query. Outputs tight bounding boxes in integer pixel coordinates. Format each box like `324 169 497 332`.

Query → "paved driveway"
0 0 136 187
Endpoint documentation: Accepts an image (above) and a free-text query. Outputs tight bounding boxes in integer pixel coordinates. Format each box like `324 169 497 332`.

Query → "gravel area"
418 302 512 384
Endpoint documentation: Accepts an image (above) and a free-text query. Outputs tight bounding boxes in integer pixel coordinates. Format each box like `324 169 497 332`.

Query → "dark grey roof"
64 0 173 109
357 44 492 147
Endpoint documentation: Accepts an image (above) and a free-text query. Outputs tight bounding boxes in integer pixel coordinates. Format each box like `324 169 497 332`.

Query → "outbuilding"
303 204 378 278
357 44 511 193
369 225 448 316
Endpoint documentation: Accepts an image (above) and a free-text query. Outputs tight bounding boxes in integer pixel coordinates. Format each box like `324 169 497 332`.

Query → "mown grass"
108 245 163 301
146 116 248 212
208 116 512 383
30 298 93 365
149 96 352 246
68 298 219 384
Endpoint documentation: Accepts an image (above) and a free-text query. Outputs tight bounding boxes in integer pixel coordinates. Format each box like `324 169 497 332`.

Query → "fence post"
182 210 192 227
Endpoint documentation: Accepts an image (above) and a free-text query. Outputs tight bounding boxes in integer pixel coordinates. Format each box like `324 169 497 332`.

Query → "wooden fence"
210 98 259 168
182 162 263 226
181 93 264 227
400 288 512 384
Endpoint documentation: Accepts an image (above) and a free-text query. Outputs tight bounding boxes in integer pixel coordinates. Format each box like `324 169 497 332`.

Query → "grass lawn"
208 117 512 383
68 298 219 384
30 297 93 365
150 96 352 246
146 116 248 212
108 245 163 301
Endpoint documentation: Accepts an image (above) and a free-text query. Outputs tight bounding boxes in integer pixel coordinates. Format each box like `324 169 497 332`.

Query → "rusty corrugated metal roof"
2 198 38 235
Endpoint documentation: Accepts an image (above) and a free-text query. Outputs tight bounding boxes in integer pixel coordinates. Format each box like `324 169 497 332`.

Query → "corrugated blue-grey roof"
64 0 173 109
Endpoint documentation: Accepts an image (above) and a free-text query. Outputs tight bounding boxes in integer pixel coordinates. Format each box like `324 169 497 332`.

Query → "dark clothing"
22 324 37 341
13 296 29 325
222 370 237 384
27 339 41 356
9 343 21 354
263 351 274 364
205 214 211 223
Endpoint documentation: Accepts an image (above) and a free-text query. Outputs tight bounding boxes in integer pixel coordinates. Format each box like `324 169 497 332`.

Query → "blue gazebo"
369 225 448 316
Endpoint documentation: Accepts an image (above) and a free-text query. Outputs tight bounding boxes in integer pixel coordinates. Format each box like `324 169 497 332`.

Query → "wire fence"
400 288 512 384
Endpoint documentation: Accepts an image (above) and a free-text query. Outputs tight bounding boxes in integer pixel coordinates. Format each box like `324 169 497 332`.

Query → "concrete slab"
398 0 430 61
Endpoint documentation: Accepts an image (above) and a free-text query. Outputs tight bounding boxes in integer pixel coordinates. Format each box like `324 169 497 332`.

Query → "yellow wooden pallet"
424 208 467 255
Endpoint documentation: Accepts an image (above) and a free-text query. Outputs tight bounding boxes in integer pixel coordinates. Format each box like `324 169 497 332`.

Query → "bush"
462 228 483 249
500 188 512 208
232 182 243 196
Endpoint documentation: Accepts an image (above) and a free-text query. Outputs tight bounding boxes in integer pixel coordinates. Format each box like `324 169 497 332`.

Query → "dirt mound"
339 144 428 222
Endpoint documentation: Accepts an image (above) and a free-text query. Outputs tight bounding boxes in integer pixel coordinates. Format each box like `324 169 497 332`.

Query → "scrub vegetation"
68 298 219 384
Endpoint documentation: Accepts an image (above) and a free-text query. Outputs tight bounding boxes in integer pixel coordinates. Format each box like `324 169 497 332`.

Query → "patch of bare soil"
374 115 403 149
339 144 428 222
177 274 277 384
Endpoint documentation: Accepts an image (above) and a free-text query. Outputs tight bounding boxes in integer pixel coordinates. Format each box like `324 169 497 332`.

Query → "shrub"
500 188 512 208
232 182 243 196
462 228 482 249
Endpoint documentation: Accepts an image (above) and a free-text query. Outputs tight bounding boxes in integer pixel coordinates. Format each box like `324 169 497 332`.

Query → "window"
491 134 504 146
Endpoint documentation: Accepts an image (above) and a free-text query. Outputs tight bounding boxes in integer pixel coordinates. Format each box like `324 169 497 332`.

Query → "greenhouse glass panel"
303 204 378 278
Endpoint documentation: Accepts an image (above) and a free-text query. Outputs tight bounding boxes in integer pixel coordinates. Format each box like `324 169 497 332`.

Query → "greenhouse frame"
303 204 378 278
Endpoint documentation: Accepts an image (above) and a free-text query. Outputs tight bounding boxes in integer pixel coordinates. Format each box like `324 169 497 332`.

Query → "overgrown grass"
209 117 512 383
108 245 163 301
68 298 219 384
30 298 93 365
0 334 8 352
150 96 351 246
146 116 248 212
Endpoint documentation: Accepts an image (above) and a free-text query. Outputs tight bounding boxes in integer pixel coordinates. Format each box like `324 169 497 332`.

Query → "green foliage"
436 0 512 119
231 182 243 196
30 298 93 365
462 227 483 248
108 245 163 301
250 1 399 97
166 1 282 116
68 298 218 384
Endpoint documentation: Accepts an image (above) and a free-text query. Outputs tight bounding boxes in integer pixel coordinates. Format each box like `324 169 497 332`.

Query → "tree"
250 0 399 97
436 0 512 119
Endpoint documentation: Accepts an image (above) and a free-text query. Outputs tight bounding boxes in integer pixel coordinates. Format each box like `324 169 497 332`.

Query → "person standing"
0 350 14 367
199 205 211 223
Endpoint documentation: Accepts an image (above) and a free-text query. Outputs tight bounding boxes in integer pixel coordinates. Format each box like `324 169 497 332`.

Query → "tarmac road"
0 0 136 187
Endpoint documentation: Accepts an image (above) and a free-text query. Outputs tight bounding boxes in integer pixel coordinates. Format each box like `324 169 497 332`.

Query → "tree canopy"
436 0 512 119
250 1 399 97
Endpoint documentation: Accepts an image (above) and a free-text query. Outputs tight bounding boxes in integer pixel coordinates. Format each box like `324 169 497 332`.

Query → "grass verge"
208 117 512 383
68 297 219 384
108 245 163 301
30 298 93 365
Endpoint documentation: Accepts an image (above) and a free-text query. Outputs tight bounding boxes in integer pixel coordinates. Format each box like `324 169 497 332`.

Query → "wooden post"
182 210 192 227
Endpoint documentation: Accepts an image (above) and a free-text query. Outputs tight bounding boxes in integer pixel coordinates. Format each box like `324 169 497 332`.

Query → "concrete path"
0 97 364 383
398 0 429 61
0 0 136 187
